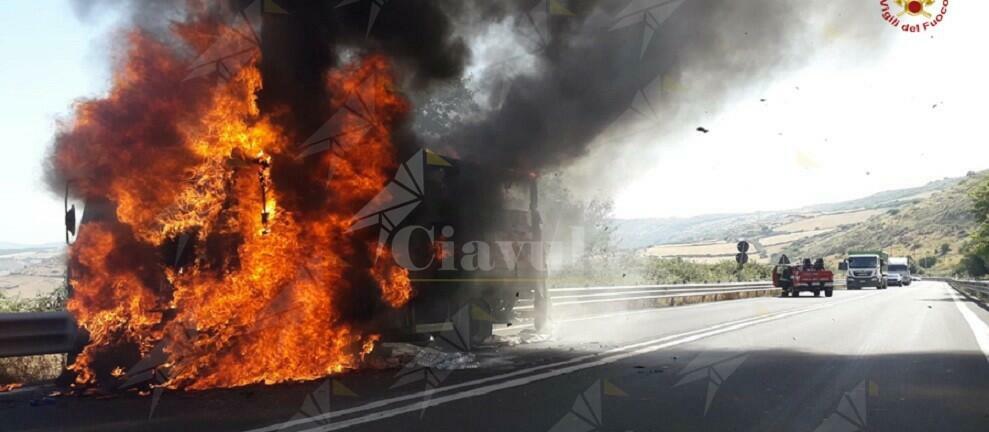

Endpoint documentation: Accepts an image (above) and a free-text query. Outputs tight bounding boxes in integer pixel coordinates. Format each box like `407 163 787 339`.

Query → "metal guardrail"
516 281 779 312
932 277 989 302
0 311 82 358
0 282 792 358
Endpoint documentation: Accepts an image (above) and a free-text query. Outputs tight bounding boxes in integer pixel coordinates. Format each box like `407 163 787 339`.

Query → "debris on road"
367 343 479 370
495 329 553 346
696 127 710 133
410 347 478 371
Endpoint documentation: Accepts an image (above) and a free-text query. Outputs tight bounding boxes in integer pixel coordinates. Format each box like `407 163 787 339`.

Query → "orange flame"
56 24 411 390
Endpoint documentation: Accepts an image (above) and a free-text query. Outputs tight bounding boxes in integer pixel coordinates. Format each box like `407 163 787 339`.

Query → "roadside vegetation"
0 284 66 313
0 285 68 387
959 172 989 278
785 171 987 276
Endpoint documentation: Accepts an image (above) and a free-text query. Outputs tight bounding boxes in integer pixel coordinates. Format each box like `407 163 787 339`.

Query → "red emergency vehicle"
772 255 835 297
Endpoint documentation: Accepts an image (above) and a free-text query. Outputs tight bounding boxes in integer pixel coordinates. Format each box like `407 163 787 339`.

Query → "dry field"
643 241 770 264
760 228 835 246
0 274 63 300
644 241 755 257
775 209 884 233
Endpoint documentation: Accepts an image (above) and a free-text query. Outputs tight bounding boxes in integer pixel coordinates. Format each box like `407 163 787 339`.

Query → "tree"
964 176 989 276
582 198 615 255
939 243 951 256
536 173 615 261
958 254 989 278
918 256 938 269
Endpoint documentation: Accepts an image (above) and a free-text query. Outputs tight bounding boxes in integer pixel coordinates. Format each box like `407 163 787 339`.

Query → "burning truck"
45 3 546 391
351 149 546 346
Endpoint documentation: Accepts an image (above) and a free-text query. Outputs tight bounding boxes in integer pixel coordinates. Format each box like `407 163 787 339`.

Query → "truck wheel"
813 290 821 297
825 289 833 297
790 290 799 298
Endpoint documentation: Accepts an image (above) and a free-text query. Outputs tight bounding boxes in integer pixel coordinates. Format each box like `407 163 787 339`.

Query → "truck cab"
840 251 888 290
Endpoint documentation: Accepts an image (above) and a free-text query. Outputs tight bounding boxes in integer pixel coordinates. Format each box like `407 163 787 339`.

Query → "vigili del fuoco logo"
880 0 949 32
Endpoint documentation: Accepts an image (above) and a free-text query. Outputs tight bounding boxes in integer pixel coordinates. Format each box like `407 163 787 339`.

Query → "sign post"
735 241 750 281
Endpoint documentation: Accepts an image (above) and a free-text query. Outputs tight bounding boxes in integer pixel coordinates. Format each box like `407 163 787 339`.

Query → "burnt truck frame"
370 151 547 346
66 150 547 350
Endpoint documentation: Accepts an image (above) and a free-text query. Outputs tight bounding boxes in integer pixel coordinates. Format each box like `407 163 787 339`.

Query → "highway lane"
3 282 988 431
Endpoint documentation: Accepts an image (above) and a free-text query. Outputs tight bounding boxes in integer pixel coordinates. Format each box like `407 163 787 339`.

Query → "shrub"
918 256 938 268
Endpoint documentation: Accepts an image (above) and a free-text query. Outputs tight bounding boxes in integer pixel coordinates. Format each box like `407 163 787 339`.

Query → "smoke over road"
41 0 889 389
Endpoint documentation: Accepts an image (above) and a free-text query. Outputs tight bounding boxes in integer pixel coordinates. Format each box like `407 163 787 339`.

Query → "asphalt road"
4 281 989 431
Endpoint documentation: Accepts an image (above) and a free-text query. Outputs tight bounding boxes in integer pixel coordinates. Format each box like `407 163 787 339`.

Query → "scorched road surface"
3 282 988 431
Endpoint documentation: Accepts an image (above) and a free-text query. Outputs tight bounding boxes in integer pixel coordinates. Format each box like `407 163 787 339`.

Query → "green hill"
611 171 986 275
783 172 985 274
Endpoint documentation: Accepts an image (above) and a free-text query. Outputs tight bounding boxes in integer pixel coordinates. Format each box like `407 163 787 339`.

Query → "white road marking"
498 289 858 334
519 287 778 308
950 288 989 365
548 282 768 292
247 292 880 432
544 286 771 301
496 292 787 334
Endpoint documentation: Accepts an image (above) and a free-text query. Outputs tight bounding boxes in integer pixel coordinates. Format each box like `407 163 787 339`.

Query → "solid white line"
248 292 878 432
244 312 773 432
545 286 773 301
950 289 989 366
498 289 789 334
496 297 761 334
299 302 849 431
549 282 769 293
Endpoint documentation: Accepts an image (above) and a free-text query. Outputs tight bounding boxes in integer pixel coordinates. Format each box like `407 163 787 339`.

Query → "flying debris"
696 127 710 133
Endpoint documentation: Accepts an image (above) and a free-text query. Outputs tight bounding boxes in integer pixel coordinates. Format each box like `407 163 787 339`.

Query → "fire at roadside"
46 5 415 391
31 0 820 396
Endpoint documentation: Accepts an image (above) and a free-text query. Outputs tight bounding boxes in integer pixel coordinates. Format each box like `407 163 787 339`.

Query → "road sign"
736 253 749 265
737 241 750 254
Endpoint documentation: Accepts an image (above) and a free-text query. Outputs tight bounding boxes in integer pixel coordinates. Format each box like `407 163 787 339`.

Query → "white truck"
839 251 888 290
885 257 912 287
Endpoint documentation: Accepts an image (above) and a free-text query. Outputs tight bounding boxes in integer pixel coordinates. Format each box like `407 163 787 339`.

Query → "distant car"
886 258 911 286
884 272 906 287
